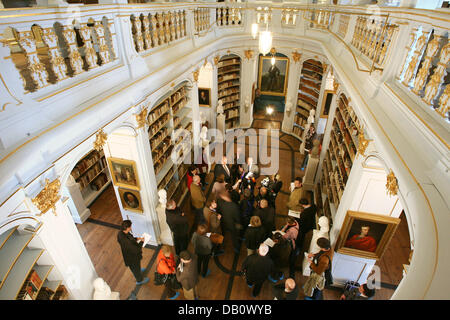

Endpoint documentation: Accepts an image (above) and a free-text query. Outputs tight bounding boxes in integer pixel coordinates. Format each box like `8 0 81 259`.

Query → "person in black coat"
241 243 274 298
268 232 292 282
117 220 149 285
297 198 317 252
217 192 241 254
244 216 266 256
165 199 189 256
214 155 231 183
254 199 275 239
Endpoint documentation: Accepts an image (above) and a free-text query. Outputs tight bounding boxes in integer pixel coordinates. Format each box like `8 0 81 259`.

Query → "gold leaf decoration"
93 129 107 151
244 49 254 60
292 51 302 63
32 178 61 216
386 169 399 197
135 108 148 129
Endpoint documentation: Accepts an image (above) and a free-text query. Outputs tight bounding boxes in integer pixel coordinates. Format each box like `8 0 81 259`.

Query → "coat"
176 255 198 290
190 183 206 209
214 163 231 182
217 198 241 231
241 253 274 282
244 226 266 250
166 207 189 235
117 231 142 267
203 207 222 234
287 187 303 212
254 207 275 236
191 232 213 255
156 250 176 274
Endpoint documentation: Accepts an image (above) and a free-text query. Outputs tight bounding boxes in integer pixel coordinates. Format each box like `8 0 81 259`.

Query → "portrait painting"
258 56 289 96
198 87 211 107
336 211 400 260
107 157 140 190
118 188 143 213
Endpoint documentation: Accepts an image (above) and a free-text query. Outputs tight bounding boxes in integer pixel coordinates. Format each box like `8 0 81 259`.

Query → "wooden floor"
76 112 411 300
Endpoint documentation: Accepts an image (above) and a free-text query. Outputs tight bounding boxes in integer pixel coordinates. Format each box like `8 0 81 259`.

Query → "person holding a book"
117 220 149 285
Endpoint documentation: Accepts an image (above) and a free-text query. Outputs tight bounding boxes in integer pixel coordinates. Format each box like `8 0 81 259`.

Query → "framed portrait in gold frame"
198 87 211 107
118 188 143 213
335 211 400 260
258 56 289 96
107 157 140 190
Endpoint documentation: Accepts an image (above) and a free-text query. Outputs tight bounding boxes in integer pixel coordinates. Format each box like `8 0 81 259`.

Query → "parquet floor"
76 112 411 300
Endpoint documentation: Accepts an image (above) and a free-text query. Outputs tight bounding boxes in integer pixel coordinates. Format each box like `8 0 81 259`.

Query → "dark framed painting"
336 211 401 260
198 87 211 107
118 188 143 213
107 157 140 190
258 56 289 96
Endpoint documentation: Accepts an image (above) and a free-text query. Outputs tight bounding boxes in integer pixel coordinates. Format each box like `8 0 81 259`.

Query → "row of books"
71 150 104 180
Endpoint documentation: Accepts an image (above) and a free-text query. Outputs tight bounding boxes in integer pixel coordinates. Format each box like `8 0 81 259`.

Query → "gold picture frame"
335 210 401 260
107 157 140 190
198 87 211 107
258 56 290 96
118 188 143 213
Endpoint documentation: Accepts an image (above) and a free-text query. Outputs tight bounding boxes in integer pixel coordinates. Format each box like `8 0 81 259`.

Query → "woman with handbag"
156 245 180 299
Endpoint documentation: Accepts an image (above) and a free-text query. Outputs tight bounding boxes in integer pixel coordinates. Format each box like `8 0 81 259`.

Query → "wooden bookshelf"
218 54 241 129
70 149 111 206
295 59 324 140
320 93 360 213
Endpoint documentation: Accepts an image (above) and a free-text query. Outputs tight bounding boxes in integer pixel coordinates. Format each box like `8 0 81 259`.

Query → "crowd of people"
117 154 376 300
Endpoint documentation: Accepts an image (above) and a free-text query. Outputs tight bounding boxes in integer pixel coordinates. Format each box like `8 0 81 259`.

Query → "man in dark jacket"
217 193 241 254
117 220 149 285
254 199 275 238
241 243 274 297
297 198 317 252
165 199 189 256
268 232 291 282
214 155 231 183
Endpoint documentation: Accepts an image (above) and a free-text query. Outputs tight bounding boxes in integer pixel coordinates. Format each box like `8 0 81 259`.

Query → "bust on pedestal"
216 100 226 142
156 190 173 246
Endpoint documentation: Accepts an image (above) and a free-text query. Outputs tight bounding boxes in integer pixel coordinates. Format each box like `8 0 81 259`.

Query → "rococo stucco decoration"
93 129 108 151
135 108 148 129
386 169 399 197
32 178 61 216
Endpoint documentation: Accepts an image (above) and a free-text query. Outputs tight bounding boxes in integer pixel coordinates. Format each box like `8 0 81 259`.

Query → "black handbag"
153 261 168 286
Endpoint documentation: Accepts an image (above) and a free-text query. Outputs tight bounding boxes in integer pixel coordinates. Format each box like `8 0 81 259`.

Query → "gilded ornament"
292 51 302 63
32 178 61 216
244 49 254 60
136 108 148 129
386 169 399 197
93 129 108 151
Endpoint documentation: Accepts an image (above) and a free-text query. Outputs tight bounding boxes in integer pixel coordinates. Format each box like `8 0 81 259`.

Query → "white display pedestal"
66 176 91 224
156 204 174 246
302 157 319 191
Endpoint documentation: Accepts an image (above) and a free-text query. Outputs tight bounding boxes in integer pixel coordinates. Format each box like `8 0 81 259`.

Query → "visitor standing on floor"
117 220 149 285
203 200 224 256
190 175 207 232
241 243 274 298
214 155 231 183
297 198 317 252
244 216 266 256
156 245 179 299
191 224 213 278
273 278 299 300
254 199 276 239
287 177 304 213
165 199 189 256
176 250 199 300
217 192 242 254
304 237 334 300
